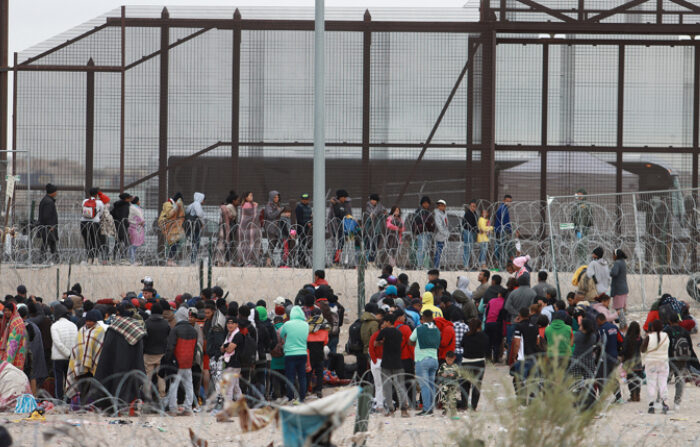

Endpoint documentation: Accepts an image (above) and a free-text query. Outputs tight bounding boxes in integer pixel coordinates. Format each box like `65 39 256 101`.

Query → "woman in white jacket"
642 319 670 414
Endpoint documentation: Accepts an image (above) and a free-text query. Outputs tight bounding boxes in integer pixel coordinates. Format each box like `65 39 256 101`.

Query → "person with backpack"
409 309 441 415
665 313 693 409
642 319 670 414
110 192 133 261
413 196 435 269
80 187 109 263
281 306 309 402
158 192 185 266
185 192 205 264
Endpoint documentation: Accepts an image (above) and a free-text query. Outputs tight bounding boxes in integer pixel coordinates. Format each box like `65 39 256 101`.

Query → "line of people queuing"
36 183 522 271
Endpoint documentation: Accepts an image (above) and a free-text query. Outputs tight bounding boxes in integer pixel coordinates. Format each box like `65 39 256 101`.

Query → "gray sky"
11 0 468 55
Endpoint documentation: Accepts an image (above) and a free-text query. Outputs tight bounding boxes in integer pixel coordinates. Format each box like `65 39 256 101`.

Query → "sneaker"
401 409 410 418
648 404 655 414
662 402 669 414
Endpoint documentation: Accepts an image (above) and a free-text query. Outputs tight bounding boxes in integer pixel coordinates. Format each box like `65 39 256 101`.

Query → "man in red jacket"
394 309 416 408
166 307 198 416
434 316 456 366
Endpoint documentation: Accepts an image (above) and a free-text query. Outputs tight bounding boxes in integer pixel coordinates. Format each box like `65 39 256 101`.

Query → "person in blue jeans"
280 306 310 402
508 308 539 404
461 200 479 269
409 309 441 415
494 194 513 269
433 200 449 269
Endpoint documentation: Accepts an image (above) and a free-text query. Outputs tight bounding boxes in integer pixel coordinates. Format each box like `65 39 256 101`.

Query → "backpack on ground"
239 330 257 365
346 319 363 355
82 198 98 219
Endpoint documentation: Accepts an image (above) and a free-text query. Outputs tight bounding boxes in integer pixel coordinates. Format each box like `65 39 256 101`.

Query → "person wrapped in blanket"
437 351 461 418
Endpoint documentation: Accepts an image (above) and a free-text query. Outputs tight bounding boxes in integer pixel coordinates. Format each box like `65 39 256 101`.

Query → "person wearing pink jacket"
385 206 404 266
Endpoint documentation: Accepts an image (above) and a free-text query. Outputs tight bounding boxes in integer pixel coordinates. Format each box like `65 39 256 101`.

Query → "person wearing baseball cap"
295 194 313 267
434 199 449 269
370 279 388 304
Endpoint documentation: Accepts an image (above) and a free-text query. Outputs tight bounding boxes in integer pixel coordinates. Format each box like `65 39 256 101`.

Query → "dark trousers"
114 221 130 260
356 353 371 384
39 226 58 261
80 221 102 261
285 355 308 402
53 359 69 401
270 368 286 399
308 342 325 395
401 358 416 408
463 360 485 410
485 322 503 362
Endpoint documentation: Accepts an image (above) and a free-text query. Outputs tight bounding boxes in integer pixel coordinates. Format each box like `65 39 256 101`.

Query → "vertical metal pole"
158 8 169 252
232 9 241 191
466 39 474 202
578 0 585 20
481 30 497 202
312 0 326 273
11 53 15 176
361 10 371 208
26 154 30 264
540 44 549 246
616 45 624 234
0 0 8 161
86 59 95 192
631 193 646 309
546 196 560 299
119 6 126 192
656 0 663 24
692 45 699 272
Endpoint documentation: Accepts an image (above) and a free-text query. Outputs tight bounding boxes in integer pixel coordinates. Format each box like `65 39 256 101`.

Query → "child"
307 313 329 399
621 321 643 402
437 351 461 418
270 316 286 400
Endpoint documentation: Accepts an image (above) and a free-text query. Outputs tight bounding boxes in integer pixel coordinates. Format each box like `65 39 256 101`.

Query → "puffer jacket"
264 190 284 239
166 308 198 369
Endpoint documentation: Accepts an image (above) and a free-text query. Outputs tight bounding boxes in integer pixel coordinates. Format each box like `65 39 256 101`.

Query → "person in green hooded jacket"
544 310 573 365
280 306 309 402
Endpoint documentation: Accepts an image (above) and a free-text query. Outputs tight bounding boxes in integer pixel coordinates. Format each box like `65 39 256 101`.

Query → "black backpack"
346 319 363 355
239 330 258 366
672 332 691 362
335 303 346 328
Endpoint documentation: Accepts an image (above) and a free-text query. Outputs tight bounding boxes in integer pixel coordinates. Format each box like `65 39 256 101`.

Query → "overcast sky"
10 0 468 54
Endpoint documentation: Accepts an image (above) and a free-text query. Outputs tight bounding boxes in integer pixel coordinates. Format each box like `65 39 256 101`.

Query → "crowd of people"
35 184 531 270
1 244 699 419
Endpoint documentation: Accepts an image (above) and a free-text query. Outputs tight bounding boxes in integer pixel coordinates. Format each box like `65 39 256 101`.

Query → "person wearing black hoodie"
144 303 170 400
111 192 133 261
237 305 259 399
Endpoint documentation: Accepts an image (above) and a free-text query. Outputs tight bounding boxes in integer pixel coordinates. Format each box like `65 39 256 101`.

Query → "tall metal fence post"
631 193 646 310
312 0 326 274
546 196 561 299
357 239 366 320
157 7 170 255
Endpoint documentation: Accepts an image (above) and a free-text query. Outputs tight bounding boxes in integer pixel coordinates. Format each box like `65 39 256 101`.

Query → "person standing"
329 189 352 265
1 302 27 370
64 310 105 404
409 309 441 415
80 187 108 263
158 192 185 266
461 318 489 410
221 317 244 400
461 200 479 270
38 183 59 263
477 208 493 269
572 189 593 264
412 196 435 269
110 192 133 261
127 196 145 265
587 247 611 296
263 190 285 266
215 191 239 266
185 192 206 264
664 314 693 409
367 318 384 411
50 303 77 401
165 307 198 415
433 200 449 269
494 194 514 270
385 206 404 267
621 321 643 402
238 192 261 265
610 249 629 329
375 314 410 417
294 193 313 267
143 303 170 401
363 194 386 264
642 319 670 414
280 306 309 402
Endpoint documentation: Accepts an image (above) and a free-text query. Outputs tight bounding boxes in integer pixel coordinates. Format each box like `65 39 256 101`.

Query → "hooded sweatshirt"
421 292 443 318
360 311 379 354
186 192 205 220
586 257 611 295
264 190 283 239
166 307 198 369
280 306 309 357
434 317 455 360
544 318 573 358
452 290 477 321
456 276 473 299
434 208 449 242
504 276 537 321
